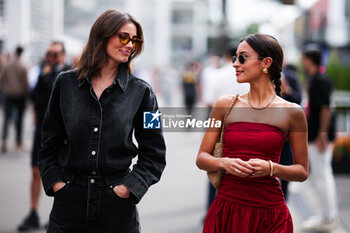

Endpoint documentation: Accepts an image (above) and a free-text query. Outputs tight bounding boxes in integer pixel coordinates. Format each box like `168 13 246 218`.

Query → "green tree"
327 50 350 91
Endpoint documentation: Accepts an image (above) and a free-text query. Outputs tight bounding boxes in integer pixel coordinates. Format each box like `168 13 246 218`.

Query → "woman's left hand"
113 184 131 198
247 159 270 178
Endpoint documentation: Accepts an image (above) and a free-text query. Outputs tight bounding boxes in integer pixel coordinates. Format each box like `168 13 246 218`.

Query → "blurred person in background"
0 46 28 153
182 61 200 115
200 53 222 110
199 53 221 213
279 64 302 201
205 46 250 212
212 46 250 100
28 56 48 92
197 34 308 232
38 9 165 233
17 41 70 231
301 48 338 231
281 64 302 105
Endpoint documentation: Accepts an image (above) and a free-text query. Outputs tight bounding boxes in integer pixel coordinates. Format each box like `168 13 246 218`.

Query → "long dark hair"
241 34 283 95
75 9 144 80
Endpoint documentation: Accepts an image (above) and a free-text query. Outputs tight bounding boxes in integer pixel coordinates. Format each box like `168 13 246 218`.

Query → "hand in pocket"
53 182 66 193
113 184 130 198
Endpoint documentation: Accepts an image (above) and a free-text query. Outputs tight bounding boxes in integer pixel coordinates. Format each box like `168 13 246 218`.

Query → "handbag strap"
218 94 239 143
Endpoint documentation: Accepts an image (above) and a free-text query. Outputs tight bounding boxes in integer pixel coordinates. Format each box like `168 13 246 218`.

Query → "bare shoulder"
210 94 236 119
214 94 236 108
289 103 307 123
274 97 308 131
274 96 306 119
275 96 302 109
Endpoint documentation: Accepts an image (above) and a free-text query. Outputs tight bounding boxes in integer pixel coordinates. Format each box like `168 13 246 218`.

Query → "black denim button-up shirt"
37 64 166 204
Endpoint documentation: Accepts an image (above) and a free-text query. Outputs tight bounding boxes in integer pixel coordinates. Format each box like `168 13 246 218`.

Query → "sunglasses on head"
116 33 143 48
232 54 264 64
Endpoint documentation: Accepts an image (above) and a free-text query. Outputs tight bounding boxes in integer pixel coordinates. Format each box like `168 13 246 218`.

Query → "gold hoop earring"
263 68 268 74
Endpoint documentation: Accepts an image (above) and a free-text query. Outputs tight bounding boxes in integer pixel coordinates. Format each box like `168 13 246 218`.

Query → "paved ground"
289 176 350 233
0 109 349 233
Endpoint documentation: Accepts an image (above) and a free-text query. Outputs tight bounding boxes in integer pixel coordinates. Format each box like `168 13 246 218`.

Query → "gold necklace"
247 93 276 110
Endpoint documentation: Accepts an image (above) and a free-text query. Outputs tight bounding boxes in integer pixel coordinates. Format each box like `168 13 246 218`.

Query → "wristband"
268 160 274 176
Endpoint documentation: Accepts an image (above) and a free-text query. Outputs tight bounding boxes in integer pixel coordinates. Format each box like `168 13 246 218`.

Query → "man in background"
301 48 338 231
18 41 70 231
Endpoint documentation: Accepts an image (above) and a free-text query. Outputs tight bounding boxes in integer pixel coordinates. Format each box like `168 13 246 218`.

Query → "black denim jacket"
37 64 166 204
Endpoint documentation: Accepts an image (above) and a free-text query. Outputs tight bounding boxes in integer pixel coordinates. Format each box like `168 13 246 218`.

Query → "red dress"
203 122 293 233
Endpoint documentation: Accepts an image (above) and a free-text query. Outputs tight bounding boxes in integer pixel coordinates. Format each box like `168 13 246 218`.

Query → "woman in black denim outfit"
37 9 166 233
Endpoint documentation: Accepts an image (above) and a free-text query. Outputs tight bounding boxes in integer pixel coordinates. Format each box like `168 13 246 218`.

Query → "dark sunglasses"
232 54 264 64
46 52 59 58
116 33 143 48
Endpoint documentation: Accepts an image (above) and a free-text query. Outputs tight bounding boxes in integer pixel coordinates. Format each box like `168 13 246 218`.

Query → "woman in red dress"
196 34 308 233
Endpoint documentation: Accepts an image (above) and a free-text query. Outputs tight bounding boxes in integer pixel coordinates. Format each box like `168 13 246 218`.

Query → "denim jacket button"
93 127 98 132
91 151 96 156
90 179 95 184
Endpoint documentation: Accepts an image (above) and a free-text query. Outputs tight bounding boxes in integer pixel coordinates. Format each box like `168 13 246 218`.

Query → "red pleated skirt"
203 196 293 233
203 122 294 233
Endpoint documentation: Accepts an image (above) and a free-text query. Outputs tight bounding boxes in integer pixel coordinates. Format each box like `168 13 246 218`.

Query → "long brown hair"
75 9 144 80
241 34 283 95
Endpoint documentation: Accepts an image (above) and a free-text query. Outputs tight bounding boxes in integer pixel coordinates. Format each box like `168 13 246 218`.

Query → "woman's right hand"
221 157 255 177
53 182 66 193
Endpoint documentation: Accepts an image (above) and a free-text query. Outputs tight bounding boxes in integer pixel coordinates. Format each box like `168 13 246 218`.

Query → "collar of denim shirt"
78 63 129 92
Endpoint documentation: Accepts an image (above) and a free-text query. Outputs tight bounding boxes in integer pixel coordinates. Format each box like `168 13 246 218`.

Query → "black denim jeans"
48 172 140 233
